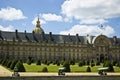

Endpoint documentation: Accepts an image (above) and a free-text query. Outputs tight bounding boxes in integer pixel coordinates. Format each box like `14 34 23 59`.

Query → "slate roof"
0 30 120 45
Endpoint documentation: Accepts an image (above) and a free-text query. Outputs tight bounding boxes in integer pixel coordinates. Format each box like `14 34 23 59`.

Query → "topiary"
70 60 75 65
86 66 91 72
103 60 114 72
60 60 65 65
0 59 3 64
42 67 48 72
86 60 90 65
63 61 71 72
27 56 33 65
15 61 26 72
91 63 95 67
112 60 117 66
42 59 47 65
10 60 18 70
96 61 100 66
78 61 83 67
57 61 60 66
7 60 12 68
36 59 41 65
2 59 6 66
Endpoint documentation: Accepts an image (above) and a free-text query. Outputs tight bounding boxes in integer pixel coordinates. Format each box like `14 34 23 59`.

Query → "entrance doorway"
100 54 104 63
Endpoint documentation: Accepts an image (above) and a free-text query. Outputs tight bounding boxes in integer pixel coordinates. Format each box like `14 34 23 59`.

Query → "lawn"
23 63 120 72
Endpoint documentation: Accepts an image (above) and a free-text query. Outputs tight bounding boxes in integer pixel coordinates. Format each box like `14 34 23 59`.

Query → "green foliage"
60 60 65 65
57 61 60 66
91 63 95 67
112 60 117 66
27 57 32 65
78 61 83 66
36 59 41 65
70 60 75 65
0 59 3 64
7 60 12 68
96 61 100 66
47 61 51 66
103 60 114 72
86 60 90 65
10 60 18 70
63 61 71 72
42 67 48 72
2 59 6 66
86 66 91 72
42 59 47 65
15 61 26 72
78 60 85 66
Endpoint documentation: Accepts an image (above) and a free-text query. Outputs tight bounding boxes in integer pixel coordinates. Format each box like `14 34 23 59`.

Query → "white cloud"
32 17 46 25
60 25 114 36
61 0 120 20
0 7 26 21
80 19 108 24
41 13 63 22
0 25 14 31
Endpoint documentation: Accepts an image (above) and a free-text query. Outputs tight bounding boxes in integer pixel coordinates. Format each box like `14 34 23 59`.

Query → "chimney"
15 29 18 38
49 32 53 41
113 36 117 43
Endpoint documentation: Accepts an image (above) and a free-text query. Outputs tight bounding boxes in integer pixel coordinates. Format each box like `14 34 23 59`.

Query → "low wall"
0 76 120 80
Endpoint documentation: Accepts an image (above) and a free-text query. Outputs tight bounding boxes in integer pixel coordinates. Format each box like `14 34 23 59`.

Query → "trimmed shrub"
78 61 83 67
91 63 95 67
4 60 9 66
63 61 70 72
96 61 100 66
86 66 91 72
86 60 90 65
0 59 3 64
36 60 41 65
42 67 48 72
42 59 47 65
15 61 26 72
10 60 18 70
112 60 117 66
27 57 32 65
7 60 12 68
60 60 65 65
70 60 75 65
103 61 114 72
2 60 6 66
57 61 60 66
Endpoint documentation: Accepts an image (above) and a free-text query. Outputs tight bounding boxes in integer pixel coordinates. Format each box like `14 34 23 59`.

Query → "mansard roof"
0 30 120 45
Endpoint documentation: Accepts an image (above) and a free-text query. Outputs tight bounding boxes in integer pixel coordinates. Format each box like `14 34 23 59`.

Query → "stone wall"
0 76 120 80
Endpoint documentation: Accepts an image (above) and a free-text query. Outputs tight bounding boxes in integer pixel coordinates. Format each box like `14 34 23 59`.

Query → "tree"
10 60 18 70
96 61 100 66
42 67 48 72
103 60 114 72
27 56 32 65
78 61 83 67
36 59 41 65
15 61 26 72
86 66 91 72
63 61 70 72
7 60 12 68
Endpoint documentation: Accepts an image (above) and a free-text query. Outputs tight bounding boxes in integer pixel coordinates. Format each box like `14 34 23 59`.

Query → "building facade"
0 18 120 62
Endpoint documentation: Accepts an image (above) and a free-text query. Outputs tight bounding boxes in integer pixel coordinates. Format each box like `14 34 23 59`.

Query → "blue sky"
0 0 120 37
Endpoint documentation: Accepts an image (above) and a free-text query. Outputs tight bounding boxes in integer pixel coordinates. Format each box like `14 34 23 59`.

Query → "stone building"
0 18 120 62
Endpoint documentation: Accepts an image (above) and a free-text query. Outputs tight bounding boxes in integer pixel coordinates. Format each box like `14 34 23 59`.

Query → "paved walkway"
0 65 12 77
0 65 120 77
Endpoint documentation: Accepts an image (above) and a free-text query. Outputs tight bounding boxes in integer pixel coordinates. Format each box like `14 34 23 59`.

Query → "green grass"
24 63 63 72
23 63 120 72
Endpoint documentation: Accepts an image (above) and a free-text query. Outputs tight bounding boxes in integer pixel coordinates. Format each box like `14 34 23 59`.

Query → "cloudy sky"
0 0 120 37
